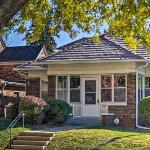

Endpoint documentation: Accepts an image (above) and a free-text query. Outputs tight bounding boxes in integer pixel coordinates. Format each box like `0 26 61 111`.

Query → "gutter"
136 62 150 129
0 79 25 87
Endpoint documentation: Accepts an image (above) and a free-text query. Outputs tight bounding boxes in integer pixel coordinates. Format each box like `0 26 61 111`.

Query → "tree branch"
0 0 27 29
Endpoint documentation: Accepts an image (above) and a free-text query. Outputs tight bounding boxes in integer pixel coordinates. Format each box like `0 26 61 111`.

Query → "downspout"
136 61 149 129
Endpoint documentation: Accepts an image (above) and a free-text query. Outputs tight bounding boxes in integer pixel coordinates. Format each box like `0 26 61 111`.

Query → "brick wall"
0 65 25 81
26 78 40 97
48 76 56 99
108 73 136 128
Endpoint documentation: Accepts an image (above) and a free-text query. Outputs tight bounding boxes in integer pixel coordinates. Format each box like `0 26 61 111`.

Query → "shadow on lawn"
85 126 150 134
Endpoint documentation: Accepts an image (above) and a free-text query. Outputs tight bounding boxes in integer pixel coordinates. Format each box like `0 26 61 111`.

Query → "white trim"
67 75 70 103
36 46 45 60
55 76 58 99
14 67 46 71
34 59 146 65
100 74 127 104
82 76 100 117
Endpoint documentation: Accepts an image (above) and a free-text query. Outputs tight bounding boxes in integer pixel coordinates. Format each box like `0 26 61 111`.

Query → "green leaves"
1 0 150 52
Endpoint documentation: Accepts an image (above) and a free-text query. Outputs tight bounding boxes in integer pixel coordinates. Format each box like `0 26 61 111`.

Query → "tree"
1 0 150 52
28 23 57 53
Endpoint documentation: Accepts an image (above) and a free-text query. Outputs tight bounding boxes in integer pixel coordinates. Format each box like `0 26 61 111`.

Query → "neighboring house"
15 34 150 128
0 45 49 97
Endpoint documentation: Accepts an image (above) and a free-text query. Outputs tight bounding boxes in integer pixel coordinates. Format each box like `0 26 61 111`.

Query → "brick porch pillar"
108 73 136 128
48 76 56 99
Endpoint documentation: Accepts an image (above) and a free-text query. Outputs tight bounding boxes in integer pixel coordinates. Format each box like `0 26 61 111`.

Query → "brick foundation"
107 73 136 128
26 78 40 97
48 76 56 99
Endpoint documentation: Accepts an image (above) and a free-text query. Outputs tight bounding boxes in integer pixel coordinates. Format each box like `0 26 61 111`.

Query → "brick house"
0 44 49 97
16 34 150 128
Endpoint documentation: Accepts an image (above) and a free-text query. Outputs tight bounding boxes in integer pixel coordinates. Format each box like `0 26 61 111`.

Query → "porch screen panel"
101 75 112 102
145 77 150 96
70 76 80 102
114 74 126 102
57 76 67 101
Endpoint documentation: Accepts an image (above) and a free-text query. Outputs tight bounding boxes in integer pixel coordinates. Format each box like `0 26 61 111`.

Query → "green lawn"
48 127 150 150
0 117 29 150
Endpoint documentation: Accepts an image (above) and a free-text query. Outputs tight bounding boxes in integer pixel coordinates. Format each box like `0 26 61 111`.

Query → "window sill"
100 102 127 106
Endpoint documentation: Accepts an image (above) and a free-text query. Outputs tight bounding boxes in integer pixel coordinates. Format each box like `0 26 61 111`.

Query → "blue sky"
6 24 107 47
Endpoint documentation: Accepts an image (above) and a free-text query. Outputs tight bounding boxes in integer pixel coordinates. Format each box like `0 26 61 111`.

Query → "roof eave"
14 67 47 71
34 59 146 65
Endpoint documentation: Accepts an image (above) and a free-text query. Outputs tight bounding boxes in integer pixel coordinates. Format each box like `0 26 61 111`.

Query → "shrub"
139 96 150 126
44 99 71 125
19 96 46 124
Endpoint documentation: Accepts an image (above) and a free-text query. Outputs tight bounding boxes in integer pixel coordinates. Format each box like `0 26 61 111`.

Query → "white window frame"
56 75 69 102
101 74 127 105
56 75 81 103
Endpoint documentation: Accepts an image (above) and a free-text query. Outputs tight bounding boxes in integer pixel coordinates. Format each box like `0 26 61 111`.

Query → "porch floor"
65 117 101 127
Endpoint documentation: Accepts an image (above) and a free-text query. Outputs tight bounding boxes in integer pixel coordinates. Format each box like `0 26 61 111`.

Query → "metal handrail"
0 111 25 149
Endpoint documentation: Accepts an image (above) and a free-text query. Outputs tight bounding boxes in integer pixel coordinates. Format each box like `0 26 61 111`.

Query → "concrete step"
16 135 52 141
21 131 54 137
13 140 50 146
11 145 45 150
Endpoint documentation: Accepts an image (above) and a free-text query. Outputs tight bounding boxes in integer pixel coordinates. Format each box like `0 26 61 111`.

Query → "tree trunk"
0 0 27 29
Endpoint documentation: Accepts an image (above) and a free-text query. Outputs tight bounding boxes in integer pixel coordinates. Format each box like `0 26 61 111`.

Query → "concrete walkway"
33 124 85 132
33 117 101 132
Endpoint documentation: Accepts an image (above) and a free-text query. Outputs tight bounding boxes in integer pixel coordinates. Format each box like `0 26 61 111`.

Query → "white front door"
82 77 99 117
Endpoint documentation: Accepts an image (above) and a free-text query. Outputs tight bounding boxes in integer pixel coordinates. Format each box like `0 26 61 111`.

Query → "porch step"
16 135 52 141
65 117 101 126
11 145 45 150
6 131 54 150
13 140 50 146
20 131 54 137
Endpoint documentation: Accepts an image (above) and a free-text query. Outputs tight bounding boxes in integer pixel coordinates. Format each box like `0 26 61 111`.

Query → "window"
114 74 126 102
70 76 80 102
57 76 68 101
41 79 48 99
101 75 112 102
101 74 127 103
145 77 150 97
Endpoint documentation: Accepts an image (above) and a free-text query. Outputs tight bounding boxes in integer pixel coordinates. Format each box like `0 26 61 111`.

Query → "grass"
48 127 150 150
0 117 29 150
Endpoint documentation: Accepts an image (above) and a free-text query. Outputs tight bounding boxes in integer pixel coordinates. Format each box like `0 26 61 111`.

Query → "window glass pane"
57 89 67 101
101 89 112 102
42 91 48 100
70 89 80 102
70 76 80 88
145 77 150 88
57 76 67 101
70 76 80 102
85 93 96 104
145 89 150 96
58 76 67 89
41 79 48 99
114 74 126 87
85 80 96 92
101 75 112 88
114 88 126 102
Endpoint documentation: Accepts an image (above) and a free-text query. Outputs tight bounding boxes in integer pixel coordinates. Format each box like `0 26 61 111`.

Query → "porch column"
48 75 56 99
26 78 40 97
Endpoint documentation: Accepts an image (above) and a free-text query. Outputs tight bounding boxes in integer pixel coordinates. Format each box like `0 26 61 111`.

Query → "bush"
44 99 71 125
139 96 150 126
19 96 46 124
